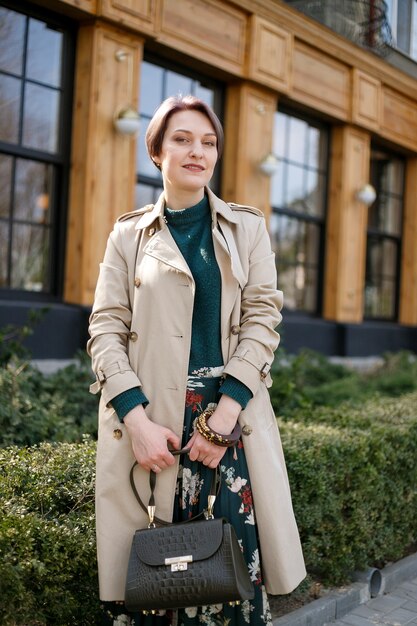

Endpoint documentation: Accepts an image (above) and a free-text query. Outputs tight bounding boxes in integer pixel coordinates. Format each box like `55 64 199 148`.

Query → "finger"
150 463 161 473
166 431 181 451
150 455 168 471
188 444 199 462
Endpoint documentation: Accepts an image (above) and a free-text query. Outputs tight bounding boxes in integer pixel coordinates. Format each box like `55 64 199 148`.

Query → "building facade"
1 0 417 357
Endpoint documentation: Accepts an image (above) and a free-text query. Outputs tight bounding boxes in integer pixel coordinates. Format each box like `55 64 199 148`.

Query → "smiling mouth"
183 164 205 171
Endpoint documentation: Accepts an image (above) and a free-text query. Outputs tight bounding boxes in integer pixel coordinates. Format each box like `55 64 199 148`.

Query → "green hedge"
0 354 98 447
1 393 416 625
282 392 417 582
2 347 417 448
270 349 417 416
0 440 99 626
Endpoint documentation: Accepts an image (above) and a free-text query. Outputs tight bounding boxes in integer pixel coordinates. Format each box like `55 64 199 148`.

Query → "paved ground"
330 576 417 626
273 554 417 626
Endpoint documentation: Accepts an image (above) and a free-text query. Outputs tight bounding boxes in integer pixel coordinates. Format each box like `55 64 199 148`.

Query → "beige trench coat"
88 187 306 601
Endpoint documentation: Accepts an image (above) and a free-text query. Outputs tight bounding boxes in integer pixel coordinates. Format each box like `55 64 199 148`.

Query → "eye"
174 136 188 143
204 140 216 147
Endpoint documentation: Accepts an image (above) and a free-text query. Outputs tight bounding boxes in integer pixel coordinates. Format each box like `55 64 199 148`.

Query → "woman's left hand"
187 430 228 468
187 395 241 468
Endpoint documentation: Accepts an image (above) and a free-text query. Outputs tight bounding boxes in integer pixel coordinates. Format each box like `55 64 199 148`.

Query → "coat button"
242 425 252 436
134 277 141 288
231 325 241 335
129 331 138 341
113 429 122 440
148 227 155 236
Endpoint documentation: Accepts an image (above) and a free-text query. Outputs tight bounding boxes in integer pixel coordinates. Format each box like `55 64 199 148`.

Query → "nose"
189 142 203 158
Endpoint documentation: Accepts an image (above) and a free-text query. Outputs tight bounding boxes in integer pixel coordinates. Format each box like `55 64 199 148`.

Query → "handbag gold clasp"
147 505 156 528
205 494 216 519
164 555 193 572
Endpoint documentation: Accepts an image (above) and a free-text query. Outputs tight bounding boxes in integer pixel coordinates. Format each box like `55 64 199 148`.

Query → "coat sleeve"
87 222 142 406
222 215 283 397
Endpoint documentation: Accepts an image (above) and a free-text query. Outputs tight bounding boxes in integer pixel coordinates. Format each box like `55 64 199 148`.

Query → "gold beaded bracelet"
195 407 242 448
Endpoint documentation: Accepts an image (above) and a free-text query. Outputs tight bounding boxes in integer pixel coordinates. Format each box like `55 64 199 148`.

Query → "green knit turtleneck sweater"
112 195 252 420
165 195 223 372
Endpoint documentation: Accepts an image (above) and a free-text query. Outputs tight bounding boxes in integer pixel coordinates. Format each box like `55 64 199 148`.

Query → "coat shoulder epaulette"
117 205 154 223
227 202 264 217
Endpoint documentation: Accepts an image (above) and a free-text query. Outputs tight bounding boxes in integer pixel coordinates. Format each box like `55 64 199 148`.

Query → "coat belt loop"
260 363 271 379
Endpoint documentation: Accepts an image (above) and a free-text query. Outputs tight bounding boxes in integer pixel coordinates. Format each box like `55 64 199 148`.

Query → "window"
0 3 74 296
386 0 417 59
269 111 329 314
136 58 223 208
364 148 404 320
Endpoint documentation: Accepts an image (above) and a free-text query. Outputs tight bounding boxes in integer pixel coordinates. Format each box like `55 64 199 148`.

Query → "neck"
164 187 205 211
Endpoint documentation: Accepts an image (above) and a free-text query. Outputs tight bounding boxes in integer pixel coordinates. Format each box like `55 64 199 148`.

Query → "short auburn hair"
145 95 224 167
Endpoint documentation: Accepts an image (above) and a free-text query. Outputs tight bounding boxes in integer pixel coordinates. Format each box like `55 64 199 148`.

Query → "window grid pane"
0 7 25 75
270 110 328 314
0 74 21 144
365 149 404 320
0 6 70 295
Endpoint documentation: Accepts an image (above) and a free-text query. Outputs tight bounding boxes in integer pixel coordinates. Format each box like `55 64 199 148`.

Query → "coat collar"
135 187 239 230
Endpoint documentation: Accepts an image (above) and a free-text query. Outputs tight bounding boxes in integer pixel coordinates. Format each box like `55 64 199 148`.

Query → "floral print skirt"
100 371 272 626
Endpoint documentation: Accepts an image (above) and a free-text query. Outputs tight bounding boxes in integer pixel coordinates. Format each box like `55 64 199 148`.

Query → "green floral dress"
101 371 272 626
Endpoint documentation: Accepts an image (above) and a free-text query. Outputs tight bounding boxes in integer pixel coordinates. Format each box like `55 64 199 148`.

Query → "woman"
88 95 306 626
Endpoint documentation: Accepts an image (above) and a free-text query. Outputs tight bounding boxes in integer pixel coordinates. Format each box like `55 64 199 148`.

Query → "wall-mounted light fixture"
259 152 280 176
356 183 377 206
113 49 140 136
114 106 141 135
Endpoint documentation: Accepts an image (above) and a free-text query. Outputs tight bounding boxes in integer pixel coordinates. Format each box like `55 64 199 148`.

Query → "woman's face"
154 109 218 197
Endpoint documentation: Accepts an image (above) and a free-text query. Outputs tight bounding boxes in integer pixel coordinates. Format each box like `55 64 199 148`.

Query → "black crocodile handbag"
124 449 254 613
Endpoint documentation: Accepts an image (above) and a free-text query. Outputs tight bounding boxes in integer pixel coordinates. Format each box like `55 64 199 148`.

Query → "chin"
180 179 210 192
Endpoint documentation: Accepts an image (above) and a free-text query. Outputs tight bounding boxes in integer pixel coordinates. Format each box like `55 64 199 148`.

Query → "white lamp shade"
114 107 141 135
259 153 280 176
356 184 377 206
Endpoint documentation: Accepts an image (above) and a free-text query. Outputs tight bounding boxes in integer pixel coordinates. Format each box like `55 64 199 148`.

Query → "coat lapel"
144 228 192 279
134 188 246 295
206 188 246 290
135 192 193 279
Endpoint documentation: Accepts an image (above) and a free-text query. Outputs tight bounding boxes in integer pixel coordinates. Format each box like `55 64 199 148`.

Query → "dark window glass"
23 82 60 152
0 4 74 296
0 74 21 143
396 0 412 53
165 71 192 99
0 7 25 74
14 159 53 224
136 58 223 208
364 148 404 320
139 62 163 117
26 18 62 87
270 110 328 314
270 213 320 311
0 155 13 219
11 223 51 291
0 222 9 287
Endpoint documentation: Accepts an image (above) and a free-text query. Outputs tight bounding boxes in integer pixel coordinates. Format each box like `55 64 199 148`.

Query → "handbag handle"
129 446 220 527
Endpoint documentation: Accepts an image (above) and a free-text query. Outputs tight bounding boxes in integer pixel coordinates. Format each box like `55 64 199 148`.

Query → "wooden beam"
158 0 247 76
323 126 371 322
64 22 143 306
247 15 292 93
399 158 417 325
292 41 350 120
222 82 277 219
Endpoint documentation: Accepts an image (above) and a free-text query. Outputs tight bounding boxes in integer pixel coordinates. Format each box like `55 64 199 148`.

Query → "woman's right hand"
123 405 181 473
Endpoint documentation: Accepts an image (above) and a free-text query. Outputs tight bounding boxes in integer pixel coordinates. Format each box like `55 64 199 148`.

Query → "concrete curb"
272 552 417 626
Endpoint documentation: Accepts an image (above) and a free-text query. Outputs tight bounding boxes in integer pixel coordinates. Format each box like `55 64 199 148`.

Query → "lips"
183 164 205 171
